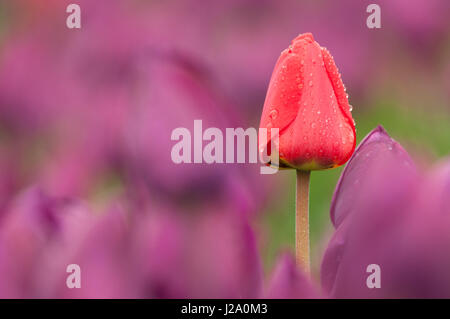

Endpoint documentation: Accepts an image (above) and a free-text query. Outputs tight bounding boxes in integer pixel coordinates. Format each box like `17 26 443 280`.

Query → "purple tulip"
130 209 263 298
0 187 92 297
330 125 416 228
321 126 450 298
380 0 450 55
54 207 137 299
0 0 269 212
266 253 320 299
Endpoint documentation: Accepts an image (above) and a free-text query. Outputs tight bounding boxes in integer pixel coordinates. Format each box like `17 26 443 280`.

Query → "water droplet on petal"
269 109 278 120
349 105 353 112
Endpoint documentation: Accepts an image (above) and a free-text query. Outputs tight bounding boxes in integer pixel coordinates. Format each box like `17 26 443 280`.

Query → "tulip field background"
0 0 449 298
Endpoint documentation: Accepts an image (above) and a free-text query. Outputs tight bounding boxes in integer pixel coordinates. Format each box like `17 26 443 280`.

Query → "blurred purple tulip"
0 187 266 298
266 253 320 299
140 0 379 110
380 0 450 55
0 187 93 298
0 0 268 212
321 126 450 298
120 51 267 214
131 209 263 298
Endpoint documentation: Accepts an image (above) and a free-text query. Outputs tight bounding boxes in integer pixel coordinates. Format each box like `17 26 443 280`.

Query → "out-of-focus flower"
266 253 320 299
121 51 265 213
0 187 94 298
131 209 263 298
380 0 450 55
0 188 266 298
141 0 379 113
259 33 356 170
321 126 450 298
0 0 268 212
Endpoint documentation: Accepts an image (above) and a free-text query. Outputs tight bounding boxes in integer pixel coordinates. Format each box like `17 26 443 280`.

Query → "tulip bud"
259 33 356 170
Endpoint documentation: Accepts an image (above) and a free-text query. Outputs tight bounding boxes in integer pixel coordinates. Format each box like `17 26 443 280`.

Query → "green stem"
296 169 311 274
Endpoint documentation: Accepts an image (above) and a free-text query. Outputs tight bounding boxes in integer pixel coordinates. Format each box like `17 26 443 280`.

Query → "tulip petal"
330 125 415 228
267 253 320 299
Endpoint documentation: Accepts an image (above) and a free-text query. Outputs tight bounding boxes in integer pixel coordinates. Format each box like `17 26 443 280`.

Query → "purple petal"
330 125 415 228
132 210 263 298
267 253 320 299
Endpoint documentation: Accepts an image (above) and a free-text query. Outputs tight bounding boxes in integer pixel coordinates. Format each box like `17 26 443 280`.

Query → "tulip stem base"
296 170 311 274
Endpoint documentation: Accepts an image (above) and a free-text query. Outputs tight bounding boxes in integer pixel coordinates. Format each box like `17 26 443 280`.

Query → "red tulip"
259 33 356 170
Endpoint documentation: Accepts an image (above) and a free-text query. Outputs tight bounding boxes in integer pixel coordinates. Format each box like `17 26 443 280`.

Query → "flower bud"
259 33 356 170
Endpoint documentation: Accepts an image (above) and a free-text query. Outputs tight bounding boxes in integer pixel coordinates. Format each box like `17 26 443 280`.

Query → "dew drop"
349 105 353 112
308 80 313 87
311 123 316 129
269 109 278 120
317 110 321 114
